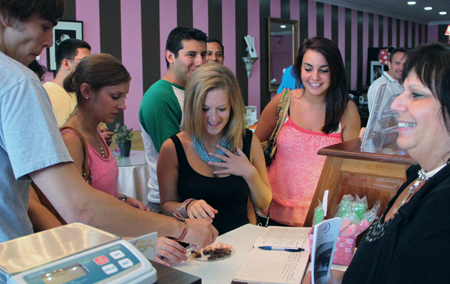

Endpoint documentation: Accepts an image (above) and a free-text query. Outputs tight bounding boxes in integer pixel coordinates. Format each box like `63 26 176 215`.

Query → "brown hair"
0 0 65 25
64 53 131 105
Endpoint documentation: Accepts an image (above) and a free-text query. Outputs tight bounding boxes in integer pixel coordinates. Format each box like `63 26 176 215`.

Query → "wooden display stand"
304 138 417 227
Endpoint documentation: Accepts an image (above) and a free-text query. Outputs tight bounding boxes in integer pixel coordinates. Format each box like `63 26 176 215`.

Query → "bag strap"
268 89 291 142
60 126 91 183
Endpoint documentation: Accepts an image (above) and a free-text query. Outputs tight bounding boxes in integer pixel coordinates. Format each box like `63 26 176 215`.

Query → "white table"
116 150 150 203
172 224 347 284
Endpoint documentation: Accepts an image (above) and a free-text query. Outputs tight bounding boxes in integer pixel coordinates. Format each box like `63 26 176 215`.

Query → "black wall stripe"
63 0 76 20
141 0 160 92
316 2 324 38
411 23 416 47
260 0 270 110
438 25 448 43
177 0 193 28
405 21 409 47
208 0 222 41
356 11 363 90
331 5 338 44
396 19 401 47
299 0 308 41
368 13 373 47
387 17 392 46
235 0 248 105
99 0 122 127
281 0 290 19
378 15 383 47
418 24 422 44
345 8 351 89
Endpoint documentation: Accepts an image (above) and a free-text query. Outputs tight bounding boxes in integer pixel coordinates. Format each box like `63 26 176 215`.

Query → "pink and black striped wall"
38 0 444 130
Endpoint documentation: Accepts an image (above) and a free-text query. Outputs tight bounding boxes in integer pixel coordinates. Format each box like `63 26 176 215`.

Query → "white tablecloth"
172 224 348 284
116 150 150 203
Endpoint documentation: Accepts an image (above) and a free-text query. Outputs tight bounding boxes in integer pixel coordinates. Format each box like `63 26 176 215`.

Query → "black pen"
258 246 304 252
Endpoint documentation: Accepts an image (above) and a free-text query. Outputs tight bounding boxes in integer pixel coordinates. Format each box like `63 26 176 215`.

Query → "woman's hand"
124 196 150 211
187 199 218 222
155 237 188 266
301 270 345 284
207 145 256 179
359 127 366 140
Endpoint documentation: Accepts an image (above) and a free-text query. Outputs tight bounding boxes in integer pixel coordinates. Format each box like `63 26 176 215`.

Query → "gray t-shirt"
0 52 72 243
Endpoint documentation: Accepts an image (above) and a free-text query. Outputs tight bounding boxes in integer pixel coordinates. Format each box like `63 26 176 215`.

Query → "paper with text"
233 249 309 284
253 226 310 251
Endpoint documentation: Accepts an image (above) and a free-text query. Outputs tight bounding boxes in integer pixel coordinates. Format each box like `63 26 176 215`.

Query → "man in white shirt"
367 47 407 113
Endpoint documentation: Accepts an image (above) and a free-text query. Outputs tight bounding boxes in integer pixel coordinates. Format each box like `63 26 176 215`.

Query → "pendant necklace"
75 113 105 158
394 164 445 213
192 135 229 163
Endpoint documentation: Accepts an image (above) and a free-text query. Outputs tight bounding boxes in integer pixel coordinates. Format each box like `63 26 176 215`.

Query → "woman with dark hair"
255 37 360 227
303 42 450 284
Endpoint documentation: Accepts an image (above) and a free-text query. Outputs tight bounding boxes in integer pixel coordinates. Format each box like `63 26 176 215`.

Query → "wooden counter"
303 138 417 227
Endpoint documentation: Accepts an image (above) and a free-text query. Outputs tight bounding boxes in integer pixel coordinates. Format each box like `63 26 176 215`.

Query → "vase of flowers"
113 123 133 157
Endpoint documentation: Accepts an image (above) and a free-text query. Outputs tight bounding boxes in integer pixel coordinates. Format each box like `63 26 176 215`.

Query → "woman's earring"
85 97 89 99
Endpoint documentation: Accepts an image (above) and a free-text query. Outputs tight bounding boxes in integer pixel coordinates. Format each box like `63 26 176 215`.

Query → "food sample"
190 242 233 261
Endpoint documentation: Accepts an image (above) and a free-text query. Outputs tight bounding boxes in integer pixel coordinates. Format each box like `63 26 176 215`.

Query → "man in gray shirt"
0 0 217 247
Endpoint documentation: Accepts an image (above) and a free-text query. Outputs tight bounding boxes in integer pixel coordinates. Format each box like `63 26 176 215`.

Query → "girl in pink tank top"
256 37 361 226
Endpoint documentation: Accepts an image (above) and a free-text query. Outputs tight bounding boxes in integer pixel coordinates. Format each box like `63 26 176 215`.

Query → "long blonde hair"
183 63 245 152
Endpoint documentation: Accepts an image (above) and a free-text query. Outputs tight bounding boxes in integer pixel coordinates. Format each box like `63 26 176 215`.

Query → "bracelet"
172 212 188 241
176 198 194 218
118 194 128 202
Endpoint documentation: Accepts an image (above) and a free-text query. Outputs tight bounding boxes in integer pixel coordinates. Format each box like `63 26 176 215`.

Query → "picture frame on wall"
47 20 83 71
370 61 383 83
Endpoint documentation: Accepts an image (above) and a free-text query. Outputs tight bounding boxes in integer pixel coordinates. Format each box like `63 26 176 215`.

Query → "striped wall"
38 0 445 130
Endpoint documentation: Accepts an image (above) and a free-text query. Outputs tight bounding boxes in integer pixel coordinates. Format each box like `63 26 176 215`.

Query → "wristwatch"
118 194 128 202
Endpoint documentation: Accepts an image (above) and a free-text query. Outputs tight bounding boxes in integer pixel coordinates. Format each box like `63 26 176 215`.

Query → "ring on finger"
164 245 168 251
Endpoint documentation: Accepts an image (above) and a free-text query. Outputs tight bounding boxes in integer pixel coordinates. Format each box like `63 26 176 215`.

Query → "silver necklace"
394 169 428 213
192 135 228 163
75 113 105 158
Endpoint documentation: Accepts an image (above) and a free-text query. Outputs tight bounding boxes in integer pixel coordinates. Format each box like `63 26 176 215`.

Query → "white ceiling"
316 0 450 25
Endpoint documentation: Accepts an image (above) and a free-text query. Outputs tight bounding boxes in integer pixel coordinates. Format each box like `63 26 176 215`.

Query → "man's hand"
182 218 218 250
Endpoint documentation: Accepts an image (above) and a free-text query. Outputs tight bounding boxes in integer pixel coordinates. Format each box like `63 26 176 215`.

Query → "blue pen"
258 246 304 252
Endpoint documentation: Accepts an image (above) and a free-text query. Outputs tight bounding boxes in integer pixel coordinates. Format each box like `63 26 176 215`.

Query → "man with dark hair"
367 47 407 112
139 27 207 212
44 38 91 127
0 1 217 247
206 38 224 64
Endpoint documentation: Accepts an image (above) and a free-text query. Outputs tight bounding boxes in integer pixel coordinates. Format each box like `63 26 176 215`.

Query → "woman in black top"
303 43 450 283
158 63 271 235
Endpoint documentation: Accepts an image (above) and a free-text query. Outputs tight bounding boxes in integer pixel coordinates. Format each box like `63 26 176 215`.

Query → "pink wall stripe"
160 0 177 77
408 21 412 47
350 9 357 90
222 0 235 74
324 4 332 40
76 0 101 54
270 0 281 18
392 19 397 47
362 12 368 86
193 0 208 35
399 20 405 47
383 16 388 47
373 14 379 47
290 0 300 47
247 0 261 115
338 6 345 65
428 25 438 43
121 0 143 130
39 50 53 83
308 0 317 38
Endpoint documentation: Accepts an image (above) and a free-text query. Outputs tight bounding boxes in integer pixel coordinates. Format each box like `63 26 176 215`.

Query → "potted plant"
113 123 133 157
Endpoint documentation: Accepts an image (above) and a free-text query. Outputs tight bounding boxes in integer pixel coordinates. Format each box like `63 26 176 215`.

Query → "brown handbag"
260 89 291 166
31 126 92 225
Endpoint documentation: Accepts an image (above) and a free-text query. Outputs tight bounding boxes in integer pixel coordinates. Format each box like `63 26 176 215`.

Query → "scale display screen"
40 264 88 284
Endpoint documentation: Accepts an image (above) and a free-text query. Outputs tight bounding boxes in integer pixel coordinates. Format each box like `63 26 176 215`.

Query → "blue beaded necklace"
192 135 229 163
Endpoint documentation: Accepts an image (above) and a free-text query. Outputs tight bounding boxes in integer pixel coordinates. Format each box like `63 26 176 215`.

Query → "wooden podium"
303 138 417 227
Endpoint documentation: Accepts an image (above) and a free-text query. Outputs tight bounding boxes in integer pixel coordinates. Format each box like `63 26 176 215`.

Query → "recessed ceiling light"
407 1 416 5
280 25 286 28
424 7 432 11
439 11 447 15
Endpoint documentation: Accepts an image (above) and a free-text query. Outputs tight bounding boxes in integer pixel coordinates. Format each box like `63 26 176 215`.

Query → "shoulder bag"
31 126 92 225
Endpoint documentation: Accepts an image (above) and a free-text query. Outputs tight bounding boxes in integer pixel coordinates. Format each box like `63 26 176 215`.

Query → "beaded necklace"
75 113 105 158
192 135 229 163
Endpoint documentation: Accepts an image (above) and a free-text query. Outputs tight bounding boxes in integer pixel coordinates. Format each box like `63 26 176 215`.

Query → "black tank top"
170 129 253 235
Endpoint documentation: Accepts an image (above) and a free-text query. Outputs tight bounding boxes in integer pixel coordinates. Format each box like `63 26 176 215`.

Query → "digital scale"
0 223 157 284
